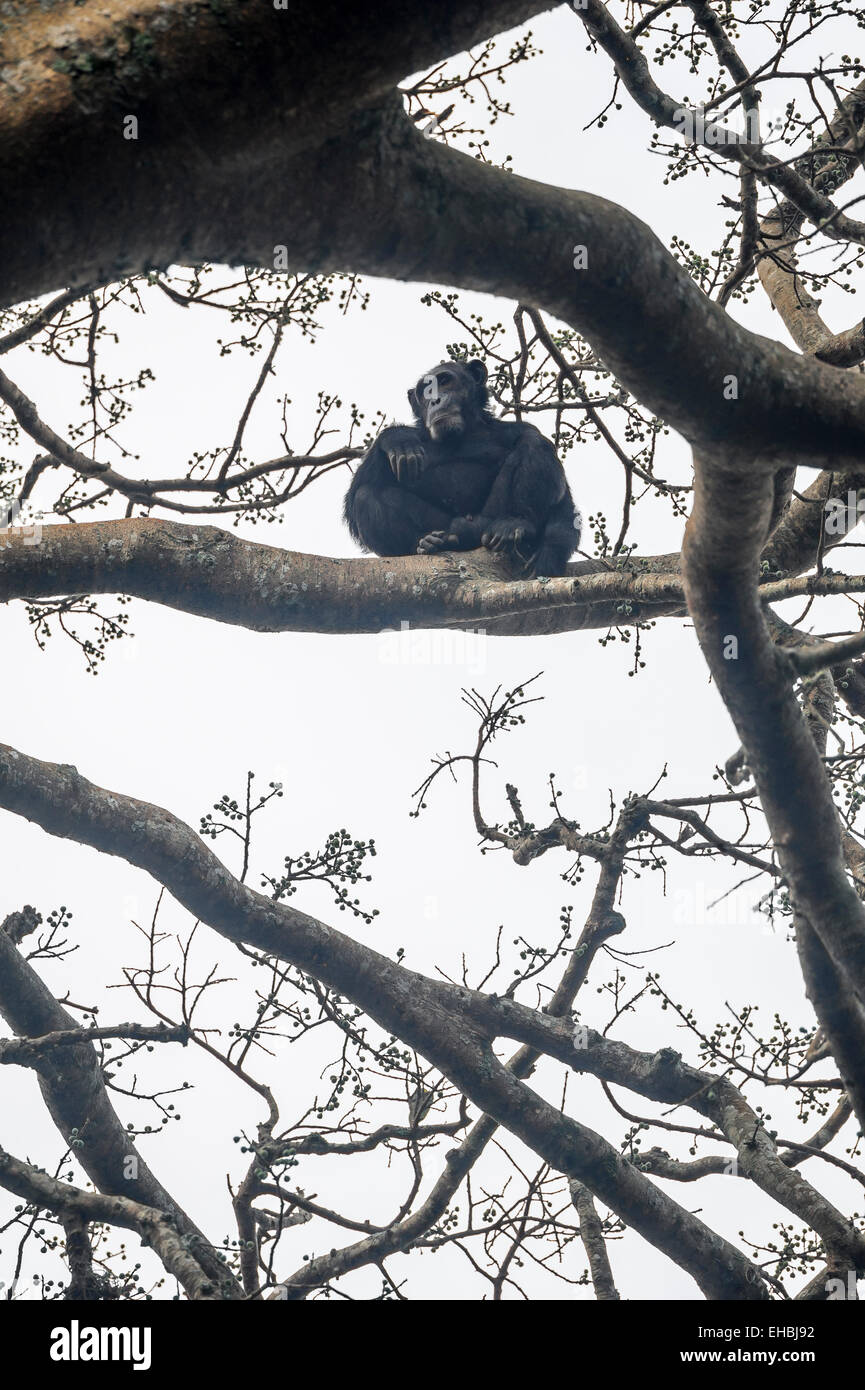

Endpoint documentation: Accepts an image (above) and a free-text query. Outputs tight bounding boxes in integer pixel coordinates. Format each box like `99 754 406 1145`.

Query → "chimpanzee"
343 359 581 576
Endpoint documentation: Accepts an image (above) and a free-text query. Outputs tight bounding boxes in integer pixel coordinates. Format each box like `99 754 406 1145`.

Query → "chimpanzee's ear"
407 385 421 419
465 359 487 384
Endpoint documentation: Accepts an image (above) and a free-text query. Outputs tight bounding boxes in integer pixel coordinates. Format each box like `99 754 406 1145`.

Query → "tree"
0 0 865 1308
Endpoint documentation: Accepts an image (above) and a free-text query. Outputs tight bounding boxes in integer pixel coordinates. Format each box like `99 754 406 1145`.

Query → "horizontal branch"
0 1021 189 1066
2 504 862 639
788 631 865 678
0 518 683 636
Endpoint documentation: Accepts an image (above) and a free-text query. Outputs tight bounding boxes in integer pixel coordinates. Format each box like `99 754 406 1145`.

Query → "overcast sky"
1 4 860 1300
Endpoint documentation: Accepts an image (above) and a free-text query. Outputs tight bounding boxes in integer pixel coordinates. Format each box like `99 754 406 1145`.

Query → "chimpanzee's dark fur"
344 359 580 576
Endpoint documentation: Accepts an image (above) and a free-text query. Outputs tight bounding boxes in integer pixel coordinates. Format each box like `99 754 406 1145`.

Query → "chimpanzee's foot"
417 530 459 554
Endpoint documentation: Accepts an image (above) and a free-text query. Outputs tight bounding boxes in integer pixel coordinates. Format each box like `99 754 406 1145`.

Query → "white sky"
1 4 861 1300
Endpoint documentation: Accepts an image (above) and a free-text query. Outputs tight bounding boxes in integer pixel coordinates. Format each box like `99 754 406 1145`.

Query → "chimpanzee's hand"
481 518 533 553
382 429 426 484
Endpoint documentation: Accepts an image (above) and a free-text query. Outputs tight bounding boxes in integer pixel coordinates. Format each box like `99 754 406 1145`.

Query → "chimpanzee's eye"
438 373 453 387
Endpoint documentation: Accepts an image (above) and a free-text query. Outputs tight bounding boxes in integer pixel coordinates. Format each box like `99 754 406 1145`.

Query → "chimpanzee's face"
416 365 471 441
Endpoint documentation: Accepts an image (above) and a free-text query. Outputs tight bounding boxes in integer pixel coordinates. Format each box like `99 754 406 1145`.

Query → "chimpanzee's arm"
417 426 569 556
344 427 447 556
482 423 567 533
352 426 427 488
474 423 579 573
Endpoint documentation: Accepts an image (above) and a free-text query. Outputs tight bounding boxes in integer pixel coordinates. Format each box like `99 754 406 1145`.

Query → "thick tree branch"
277 863 627 1296
0 918 241 1297
0 518 682 636
4 74 865 464
681 455 865 1132
0 740 774 1298
0 0 555 305
4 742 862 1289
570 1181 621 1300
0 1145 222 1300
0 504 861 640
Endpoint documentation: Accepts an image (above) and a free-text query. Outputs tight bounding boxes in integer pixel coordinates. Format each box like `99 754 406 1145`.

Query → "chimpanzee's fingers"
417 532 444 552
418 531 459 553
